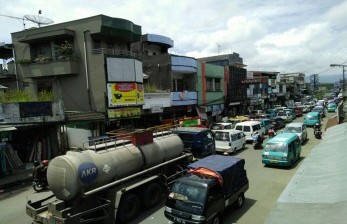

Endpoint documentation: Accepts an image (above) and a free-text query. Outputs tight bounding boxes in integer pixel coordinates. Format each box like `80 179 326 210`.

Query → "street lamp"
330 63 346 99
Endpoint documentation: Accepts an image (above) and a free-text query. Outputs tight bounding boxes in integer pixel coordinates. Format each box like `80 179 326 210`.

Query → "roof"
173 127 210 133
235 120 261 125
266 133 298 144
265 123 347 224
213 129 243 134
285 122 304 127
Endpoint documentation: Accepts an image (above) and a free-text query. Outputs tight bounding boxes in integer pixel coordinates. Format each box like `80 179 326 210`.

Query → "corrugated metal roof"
265 122 347 224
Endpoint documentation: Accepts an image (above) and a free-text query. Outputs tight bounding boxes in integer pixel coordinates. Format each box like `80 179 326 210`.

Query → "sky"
1 0 347 82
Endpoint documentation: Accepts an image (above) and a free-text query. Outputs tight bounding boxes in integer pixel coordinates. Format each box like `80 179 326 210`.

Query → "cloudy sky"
1 0 347 81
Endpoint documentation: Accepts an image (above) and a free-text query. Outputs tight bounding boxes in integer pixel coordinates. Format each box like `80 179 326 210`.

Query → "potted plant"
34 55 51 63
55 41 73 60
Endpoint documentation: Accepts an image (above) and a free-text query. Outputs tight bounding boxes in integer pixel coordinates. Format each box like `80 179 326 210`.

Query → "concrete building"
198 53 248 116
132 34 198 125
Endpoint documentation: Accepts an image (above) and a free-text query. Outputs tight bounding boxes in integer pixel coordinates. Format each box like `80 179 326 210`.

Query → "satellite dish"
24 14 54 27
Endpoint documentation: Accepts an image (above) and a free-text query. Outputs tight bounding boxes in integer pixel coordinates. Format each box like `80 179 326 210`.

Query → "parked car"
312 106 326 118
214 130 246 154
327 103 337 113
277 111 292 123
282 122 308 144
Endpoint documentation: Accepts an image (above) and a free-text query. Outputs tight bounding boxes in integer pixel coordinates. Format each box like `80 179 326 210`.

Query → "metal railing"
91 48 141 59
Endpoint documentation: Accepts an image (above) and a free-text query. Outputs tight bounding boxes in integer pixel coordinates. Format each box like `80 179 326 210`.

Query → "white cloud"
1 0 347 80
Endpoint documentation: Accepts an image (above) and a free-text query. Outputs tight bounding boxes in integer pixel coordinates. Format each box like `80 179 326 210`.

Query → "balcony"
19 59 79 78
171 56 197 73
142 92 171 112
171 91 198 106
92 48 140 60
0 101 65 124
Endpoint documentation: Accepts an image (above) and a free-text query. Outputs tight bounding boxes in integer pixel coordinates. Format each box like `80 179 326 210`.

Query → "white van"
234 120 264 142
213 130 246 154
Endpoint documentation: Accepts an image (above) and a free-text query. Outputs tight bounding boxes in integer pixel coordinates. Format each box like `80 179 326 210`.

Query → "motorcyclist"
314 123 321 132
33 160 48 180
268 125 276 138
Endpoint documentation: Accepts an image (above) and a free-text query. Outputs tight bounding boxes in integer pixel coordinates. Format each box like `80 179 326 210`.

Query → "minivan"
262 133 301 167
304 111 321 127
234 121 265 142
172 127 215 158
214 130 246 154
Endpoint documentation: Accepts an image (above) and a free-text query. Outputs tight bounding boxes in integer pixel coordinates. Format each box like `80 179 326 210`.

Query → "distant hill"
305 74 341 84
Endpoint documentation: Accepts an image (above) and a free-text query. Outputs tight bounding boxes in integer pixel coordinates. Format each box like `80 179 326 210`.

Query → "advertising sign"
107 83 144 107
107 107 141 119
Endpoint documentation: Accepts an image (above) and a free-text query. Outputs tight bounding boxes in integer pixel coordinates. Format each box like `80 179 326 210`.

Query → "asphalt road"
130 113 331 224
0 113 332 224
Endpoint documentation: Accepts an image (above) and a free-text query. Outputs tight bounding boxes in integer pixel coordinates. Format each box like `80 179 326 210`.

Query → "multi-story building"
246 71 281 109
196 62 226 124
199 53 248 117
132 34 198 125
281 73 306 103
0 15 146 175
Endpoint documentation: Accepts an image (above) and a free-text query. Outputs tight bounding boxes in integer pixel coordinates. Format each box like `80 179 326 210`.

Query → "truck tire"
117 193 141 224
142 182 163 209
234 193 245 209
212 214 221 224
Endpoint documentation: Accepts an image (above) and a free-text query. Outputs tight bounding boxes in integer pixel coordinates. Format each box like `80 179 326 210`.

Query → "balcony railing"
92 48 140 60
19 59 79 78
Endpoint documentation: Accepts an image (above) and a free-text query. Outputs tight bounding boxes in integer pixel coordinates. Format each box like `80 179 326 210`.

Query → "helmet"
42 160 49 166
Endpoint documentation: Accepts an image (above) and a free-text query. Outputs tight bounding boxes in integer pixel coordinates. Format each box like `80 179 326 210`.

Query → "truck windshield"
264 143 287 152
169 181 206 210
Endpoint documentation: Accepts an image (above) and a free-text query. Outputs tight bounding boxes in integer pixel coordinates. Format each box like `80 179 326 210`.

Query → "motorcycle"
32 160 49 192
252 134 263 149
268 128 276 138
314 129 322 139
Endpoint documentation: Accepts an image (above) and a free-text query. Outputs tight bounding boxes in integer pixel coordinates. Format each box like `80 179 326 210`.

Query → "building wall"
197 62 225 106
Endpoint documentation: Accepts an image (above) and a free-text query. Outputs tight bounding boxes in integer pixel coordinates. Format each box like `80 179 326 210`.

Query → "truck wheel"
235 193 245 209
212 214 221 224
117 193 141 224
142 182 163 209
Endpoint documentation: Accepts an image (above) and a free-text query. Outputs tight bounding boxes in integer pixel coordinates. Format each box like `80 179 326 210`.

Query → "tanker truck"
26 127 193 224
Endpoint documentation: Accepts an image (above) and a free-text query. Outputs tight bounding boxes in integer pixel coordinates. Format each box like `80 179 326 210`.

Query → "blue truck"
164 155 249 224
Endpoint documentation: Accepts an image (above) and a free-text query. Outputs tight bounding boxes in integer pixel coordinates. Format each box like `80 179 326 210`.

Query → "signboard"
240 77 267 84
150 105 163 113
107 107 141 119
107 83 144 107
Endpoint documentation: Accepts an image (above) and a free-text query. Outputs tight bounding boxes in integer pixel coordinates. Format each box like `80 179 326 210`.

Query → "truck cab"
165 155 249 224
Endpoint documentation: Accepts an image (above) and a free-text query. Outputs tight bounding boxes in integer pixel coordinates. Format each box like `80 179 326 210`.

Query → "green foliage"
0 90 33 102
144 83 159 92
37 90 55 101
34 55 51 63
55 41 73 60
0 90 54 102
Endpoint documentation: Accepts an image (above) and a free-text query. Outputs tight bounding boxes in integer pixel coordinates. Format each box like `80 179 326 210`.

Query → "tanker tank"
47 133 184 201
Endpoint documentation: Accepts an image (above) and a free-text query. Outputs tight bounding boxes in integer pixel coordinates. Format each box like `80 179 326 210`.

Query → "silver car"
283 122 308 144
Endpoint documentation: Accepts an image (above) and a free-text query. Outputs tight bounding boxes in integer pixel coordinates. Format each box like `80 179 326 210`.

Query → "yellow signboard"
107 107 141 119
108 83 144 106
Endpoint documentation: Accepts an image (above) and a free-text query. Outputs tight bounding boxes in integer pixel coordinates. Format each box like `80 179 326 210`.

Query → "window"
93 40 101 49
243 126 250 132
173 79 184 91
206 78 213 91
206 78 221 91
215 79 221 91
